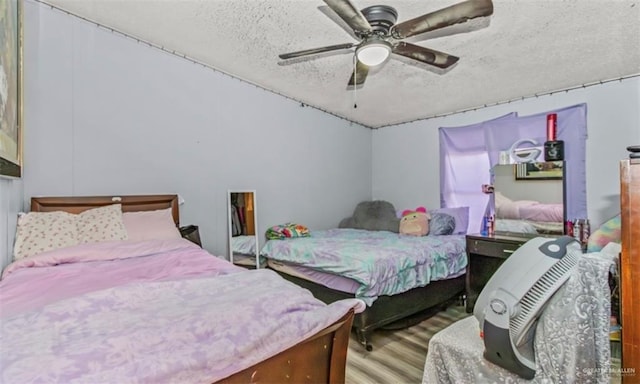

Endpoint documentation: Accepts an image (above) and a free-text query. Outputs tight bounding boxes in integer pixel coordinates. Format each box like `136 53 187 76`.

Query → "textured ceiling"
42 0 640 128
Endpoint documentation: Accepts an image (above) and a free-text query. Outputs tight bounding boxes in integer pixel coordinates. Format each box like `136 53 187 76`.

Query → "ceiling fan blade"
348 60 369 86
323 0 373 34
391 0 493 39
279 43 356 60
392 42 459 69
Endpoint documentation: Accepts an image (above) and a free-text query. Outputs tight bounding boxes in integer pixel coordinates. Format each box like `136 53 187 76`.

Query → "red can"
565 220 573 236
546 113 557 141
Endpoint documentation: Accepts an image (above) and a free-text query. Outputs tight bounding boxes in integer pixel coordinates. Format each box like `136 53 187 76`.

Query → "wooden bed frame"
28 194 356 383
272 268 465 351
220 310 354 383
31 194 181 225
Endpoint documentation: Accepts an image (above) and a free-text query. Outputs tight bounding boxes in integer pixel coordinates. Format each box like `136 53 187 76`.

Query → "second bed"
261 227 467 350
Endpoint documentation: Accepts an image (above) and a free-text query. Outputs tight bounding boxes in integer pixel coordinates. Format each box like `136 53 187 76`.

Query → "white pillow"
77 204 128 244
122 208 182 242
13 211 79 260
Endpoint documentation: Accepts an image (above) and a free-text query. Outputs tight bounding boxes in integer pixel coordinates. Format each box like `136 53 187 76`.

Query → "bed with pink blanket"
0 195 363 383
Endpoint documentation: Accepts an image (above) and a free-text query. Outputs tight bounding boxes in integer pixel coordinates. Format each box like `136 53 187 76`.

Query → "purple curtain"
439 103 587 233
439 113 517 233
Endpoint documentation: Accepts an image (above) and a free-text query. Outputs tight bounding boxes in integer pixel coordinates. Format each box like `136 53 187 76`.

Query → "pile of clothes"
265 223 310 240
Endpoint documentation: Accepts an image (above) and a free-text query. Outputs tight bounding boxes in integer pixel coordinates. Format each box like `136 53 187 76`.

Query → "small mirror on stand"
227 190 260 268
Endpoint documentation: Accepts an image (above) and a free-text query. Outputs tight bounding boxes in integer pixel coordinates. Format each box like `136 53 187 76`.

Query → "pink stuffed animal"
399 207 430 236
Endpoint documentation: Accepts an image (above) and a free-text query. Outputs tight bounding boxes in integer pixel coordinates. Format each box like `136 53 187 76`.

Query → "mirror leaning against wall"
227 190 260 268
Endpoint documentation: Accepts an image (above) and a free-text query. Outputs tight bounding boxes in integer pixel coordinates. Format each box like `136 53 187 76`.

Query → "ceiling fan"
278 0 494 87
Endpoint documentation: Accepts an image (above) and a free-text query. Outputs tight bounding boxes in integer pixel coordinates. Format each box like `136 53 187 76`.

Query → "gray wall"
21 1 372 259
372 77 640 230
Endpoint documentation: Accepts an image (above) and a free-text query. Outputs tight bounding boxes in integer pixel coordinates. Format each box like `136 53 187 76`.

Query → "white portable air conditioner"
474 236 581 379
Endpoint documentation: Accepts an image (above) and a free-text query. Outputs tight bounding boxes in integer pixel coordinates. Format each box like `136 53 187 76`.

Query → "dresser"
464 233 531 313
620 158 639 383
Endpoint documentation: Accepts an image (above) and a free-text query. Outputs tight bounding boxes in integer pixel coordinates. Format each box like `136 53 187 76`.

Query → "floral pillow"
77 204 128 244
13 204 129 260
13 211 79 260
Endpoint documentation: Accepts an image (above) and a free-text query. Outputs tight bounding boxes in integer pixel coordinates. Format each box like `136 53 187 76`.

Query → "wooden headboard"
30 195 180 226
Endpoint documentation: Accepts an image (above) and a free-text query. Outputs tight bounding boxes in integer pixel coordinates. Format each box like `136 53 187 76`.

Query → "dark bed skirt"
271 269 466 350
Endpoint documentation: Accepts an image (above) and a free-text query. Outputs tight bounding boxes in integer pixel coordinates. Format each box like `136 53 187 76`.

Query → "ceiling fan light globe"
356 43 391 66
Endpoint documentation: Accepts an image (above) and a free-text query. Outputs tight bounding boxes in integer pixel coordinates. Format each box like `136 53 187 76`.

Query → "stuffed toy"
399 207 430 236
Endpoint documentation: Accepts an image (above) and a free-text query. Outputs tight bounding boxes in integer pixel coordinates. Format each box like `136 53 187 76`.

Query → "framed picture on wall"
515 161 563 180
0 0 23 178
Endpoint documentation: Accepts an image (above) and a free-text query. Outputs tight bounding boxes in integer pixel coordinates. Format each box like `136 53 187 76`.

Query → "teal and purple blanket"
261 228 467 305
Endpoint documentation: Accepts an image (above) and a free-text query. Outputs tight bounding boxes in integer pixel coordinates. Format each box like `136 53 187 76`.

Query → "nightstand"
465 233 532 313
180 225 202 247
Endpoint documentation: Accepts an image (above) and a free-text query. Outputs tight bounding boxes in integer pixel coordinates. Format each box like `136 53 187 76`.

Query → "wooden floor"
345 305 623 384
345 305 470 384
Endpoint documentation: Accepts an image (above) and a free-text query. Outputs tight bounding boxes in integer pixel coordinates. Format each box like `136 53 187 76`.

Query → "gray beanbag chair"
339 200 400 233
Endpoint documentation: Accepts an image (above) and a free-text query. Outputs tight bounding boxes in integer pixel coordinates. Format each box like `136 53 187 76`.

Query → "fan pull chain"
353 55 358 109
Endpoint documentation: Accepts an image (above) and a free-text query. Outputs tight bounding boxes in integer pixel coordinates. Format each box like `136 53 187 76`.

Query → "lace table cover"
423 252 614 383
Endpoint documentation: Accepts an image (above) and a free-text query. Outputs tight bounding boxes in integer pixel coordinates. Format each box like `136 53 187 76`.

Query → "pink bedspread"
1 239 240 317
0 239 364 383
